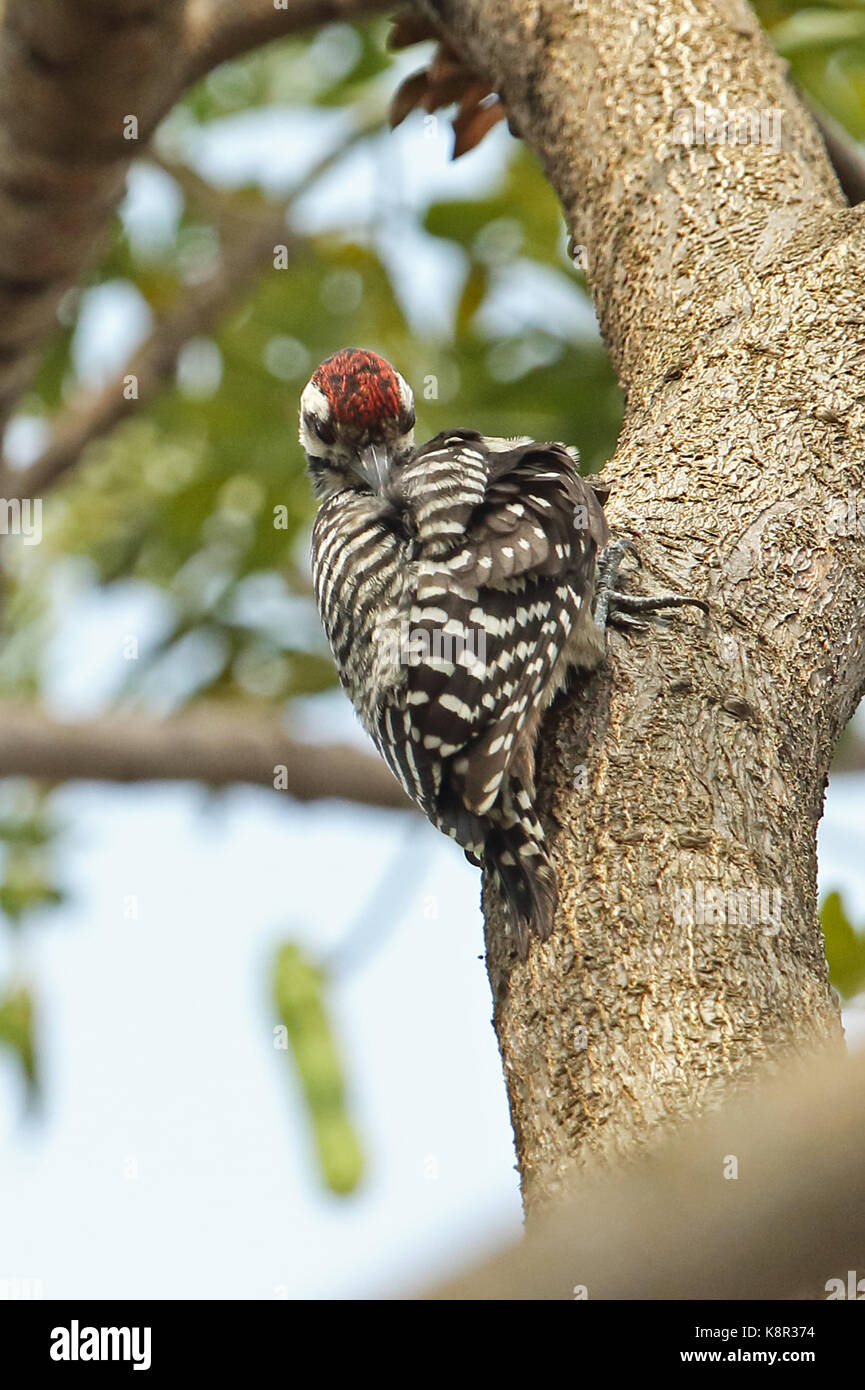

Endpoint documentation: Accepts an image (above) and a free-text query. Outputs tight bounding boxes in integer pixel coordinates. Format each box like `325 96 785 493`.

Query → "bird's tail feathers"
484 812 557 959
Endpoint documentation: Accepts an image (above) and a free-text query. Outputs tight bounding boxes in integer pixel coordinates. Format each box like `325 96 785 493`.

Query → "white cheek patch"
396 374 415 452
397 374 415 417
298 380 332 448
299 420 322 456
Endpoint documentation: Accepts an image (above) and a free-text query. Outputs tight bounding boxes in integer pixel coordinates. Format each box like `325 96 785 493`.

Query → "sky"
0 776 520 1299
0 64 863 1302
1 679 862 1299
0 104 532 1301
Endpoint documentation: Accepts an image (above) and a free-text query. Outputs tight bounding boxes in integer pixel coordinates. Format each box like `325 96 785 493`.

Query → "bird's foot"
593 538 708 634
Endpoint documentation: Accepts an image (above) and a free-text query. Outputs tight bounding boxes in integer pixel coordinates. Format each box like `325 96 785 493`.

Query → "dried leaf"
453 96 507 158
423 69 481 113
389 36 510 159
427 45 468 84
389 68 431 129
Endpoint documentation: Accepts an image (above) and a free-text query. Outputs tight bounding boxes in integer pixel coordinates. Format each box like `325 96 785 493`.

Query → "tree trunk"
421 0 864 1208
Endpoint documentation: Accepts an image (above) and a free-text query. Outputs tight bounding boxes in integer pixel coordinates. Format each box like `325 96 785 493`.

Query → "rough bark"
0 705 410 808
421 0 865 1207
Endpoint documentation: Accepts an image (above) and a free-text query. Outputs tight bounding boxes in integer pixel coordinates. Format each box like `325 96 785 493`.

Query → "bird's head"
299 348 415 499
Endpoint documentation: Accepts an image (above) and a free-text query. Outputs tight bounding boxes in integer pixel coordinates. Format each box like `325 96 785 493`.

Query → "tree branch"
0 1 187 427
0 704 411 809
424 1042 862 1300
0 0 390 440
810 105 865 208
182 0 394 88
420 0 865 1206
421 0 843 395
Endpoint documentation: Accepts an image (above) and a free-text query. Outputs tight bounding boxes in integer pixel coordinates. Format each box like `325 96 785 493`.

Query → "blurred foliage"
820 891 865 999
754 0 865 136
183 22 395 122
0 4 863 1183
0 787 64 932
0 986 37 1098
273 942 364 1195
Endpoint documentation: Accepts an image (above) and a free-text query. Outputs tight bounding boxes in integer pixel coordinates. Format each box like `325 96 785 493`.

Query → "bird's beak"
356 442 392 494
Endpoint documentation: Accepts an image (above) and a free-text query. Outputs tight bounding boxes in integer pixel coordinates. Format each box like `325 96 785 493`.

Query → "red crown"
313 348 401 428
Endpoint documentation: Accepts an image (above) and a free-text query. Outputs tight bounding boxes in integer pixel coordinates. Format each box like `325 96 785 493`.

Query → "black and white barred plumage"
300 348 618 957
312 432 608 954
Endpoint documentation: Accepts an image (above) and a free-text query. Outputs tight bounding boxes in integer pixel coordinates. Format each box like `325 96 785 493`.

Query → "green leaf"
820 890 865 998
0 986 37 1095
273 941 364 1195
0 844 65 926
771 10 865 56
0 816 56 847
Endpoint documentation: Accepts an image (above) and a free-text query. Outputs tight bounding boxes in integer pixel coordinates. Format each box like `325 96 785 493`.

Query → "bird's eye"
304 411 335 446
400 405 415 433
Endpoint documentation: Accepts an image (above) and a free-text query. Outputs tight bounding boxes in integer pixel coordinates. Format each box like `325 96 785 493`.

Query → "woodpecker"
300 348 705 957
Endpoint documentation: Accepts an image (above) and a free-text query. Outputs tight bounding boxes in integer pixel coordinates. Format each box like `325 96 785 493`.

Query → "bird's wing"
384 437 608 815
